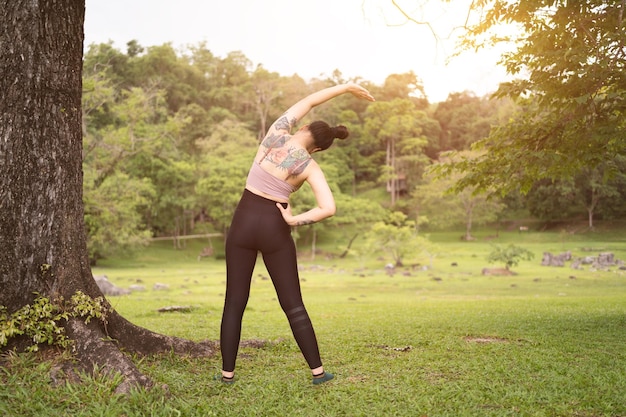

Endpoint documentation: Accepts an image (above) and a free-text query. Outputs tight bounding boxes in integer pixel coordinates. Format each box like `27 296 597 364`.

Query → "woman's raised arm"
268 83 375 135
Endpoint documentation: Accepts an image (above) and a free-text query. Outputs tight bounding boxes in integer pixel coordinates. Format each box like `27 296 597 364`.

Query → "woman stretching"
218 83 375 385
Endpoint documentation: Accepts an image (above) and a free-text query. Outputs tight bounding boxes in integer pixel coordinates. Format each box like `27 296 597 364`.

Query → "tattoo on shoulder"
274 115 296 132
261 132 287 149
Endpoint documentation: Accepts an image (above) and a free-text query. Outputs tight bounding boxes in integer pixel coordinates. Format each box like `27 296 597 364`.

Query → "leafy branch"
0 291 110 352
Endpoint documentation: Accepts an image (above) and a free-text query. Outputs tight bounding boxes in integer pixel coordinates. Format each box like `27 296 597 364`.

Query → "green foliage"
486 243 535 270
419 154 506 238
526 159 626 227
447 0 626 195
81 33 626 261
363 211 432 266
82 70 190 260
364 98 433 205
194 119 258 232
330 193 387 253
69 291 109 325
432 92 513 157
0 296 70 352
0 292 109 352
84 171 155 263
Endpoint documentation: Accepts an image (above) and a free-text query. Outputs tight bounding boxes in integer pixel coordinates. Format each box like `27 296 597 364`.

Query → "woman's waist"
245 185 289 204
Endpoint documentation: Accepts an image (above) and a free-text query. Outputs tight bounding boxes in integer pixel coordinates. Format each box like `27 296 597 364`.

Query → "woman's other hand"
276 203 296 226
346 83 375 102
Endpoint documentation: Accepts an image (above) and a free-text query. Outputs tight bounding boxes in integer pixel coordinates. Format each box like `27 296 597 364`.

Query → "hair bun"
332 125 349 140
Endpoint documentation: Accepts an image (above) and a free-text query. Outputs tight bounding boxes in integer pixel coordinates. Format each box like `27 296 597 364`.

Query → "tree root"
64 318 153 394
62 311 218 395
105 309 217 357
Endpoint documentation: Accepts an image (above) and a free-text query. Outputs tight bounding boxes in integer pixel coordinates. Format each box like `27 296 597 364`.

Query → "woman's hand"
346 83 375 102
278 83 375 125
276 202 297 226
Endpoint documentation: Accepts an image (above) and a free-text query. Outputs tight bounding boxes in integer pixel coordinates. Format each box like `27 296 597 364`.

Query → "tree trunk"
586 186 599 230
390 138 397 206
310 227 317 261
386 139 397 206
588 208 594 230
463 199 475 241
0 0 214 393
464 210 474 241
339 233 359 259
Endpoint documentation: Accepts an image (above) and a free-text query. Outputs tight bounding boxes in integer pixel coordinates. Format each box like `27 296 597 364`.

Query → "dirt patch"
481 268 517 276
375 344 412 352
464 336 509 344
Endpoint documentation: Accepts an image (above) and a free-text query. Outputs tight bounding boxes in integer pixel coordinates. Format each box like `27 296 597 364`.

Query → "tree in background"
194 120 258 234
417 153 505 240
363 211 432 267
82 73 191 262
526 158 626 229
377 71 429 109
486 244 535 271
331 194 387 258
432 92 513 157
524 178 581 224
248 65 284 141
364 98 432 206
83 171 155 263
437 0 626 195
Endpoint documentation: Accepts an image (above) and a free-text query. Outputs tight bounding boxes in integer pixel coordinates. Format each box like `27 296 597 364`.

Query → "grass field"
2 227 625 416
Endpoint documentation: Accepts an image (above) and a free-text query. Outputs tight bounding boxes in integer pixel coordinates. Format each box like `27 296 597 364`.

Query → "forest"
82 38 626 264
3 0 626 404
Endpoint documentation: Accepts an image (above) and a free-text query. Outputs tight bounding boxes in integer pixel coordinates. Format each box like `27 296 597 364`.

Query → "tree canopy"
79 19 626 256
437 0 626 195
79 41 456 261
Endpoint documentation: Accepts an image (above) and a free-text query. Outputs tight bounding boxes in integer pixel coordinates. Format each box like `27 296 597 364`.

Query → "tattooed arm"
266 83 375 137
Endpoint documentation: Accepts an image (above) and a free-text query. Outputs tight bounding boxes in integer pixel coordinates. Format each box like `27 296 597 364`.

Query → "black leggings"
220 189 322 372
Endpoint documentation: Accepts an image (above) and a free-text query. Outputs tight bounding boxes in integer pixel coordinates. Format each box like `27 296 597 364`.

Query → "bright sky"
84 0 512 103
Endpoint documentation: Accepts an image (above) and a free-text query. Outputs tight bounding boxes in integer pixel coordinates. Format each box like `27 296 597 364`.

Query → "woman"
218 83 375 385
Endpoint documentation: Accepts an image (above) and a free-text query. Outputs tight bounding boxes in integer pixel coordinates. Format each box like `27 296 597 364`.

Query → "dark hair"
308 121 349 151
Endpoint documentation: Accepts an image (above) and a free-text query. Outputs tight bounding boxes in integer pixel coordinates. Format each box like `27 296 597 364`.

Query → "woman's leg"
220 245 256 374
261 240 323 371
220 207 260 374
263 243 334 383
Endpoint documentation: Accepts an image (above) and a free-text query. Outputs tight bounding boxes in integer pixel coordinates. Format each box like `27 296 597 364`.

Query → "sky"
84 0 512 103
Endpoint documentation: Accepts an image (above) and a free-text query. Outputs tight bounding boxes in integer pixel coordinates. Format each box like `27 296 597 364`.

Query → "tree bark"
0 0 214 393
1 0 89 314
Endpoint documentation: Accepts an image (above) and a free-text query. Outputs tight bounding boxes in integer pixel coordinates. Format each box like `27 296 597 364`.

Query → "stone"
93 275 130 296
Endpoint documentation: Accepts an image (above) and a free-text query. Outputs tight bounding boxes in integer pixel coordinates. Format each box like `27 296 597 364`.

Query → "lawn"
1 227 625 416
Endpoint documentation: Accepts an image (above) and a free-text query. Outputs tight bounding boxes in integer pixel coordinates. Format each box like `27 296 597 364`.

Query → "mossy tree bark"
0 0 214 394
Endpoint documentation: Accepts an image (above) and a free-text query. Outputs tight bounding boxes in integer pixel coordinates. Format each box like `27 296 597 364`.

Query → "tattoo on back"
261 114 310 178
262 132 287 149
279 148 311 177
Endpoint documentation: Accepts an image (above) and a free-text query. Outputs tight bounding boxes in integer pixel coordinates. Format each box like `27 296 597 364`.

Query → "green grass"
2 228 626 416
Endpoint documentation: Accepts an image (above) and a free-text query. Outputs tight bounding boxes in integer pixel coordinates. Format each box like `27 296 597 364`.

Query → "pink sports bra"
246 162 297 201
